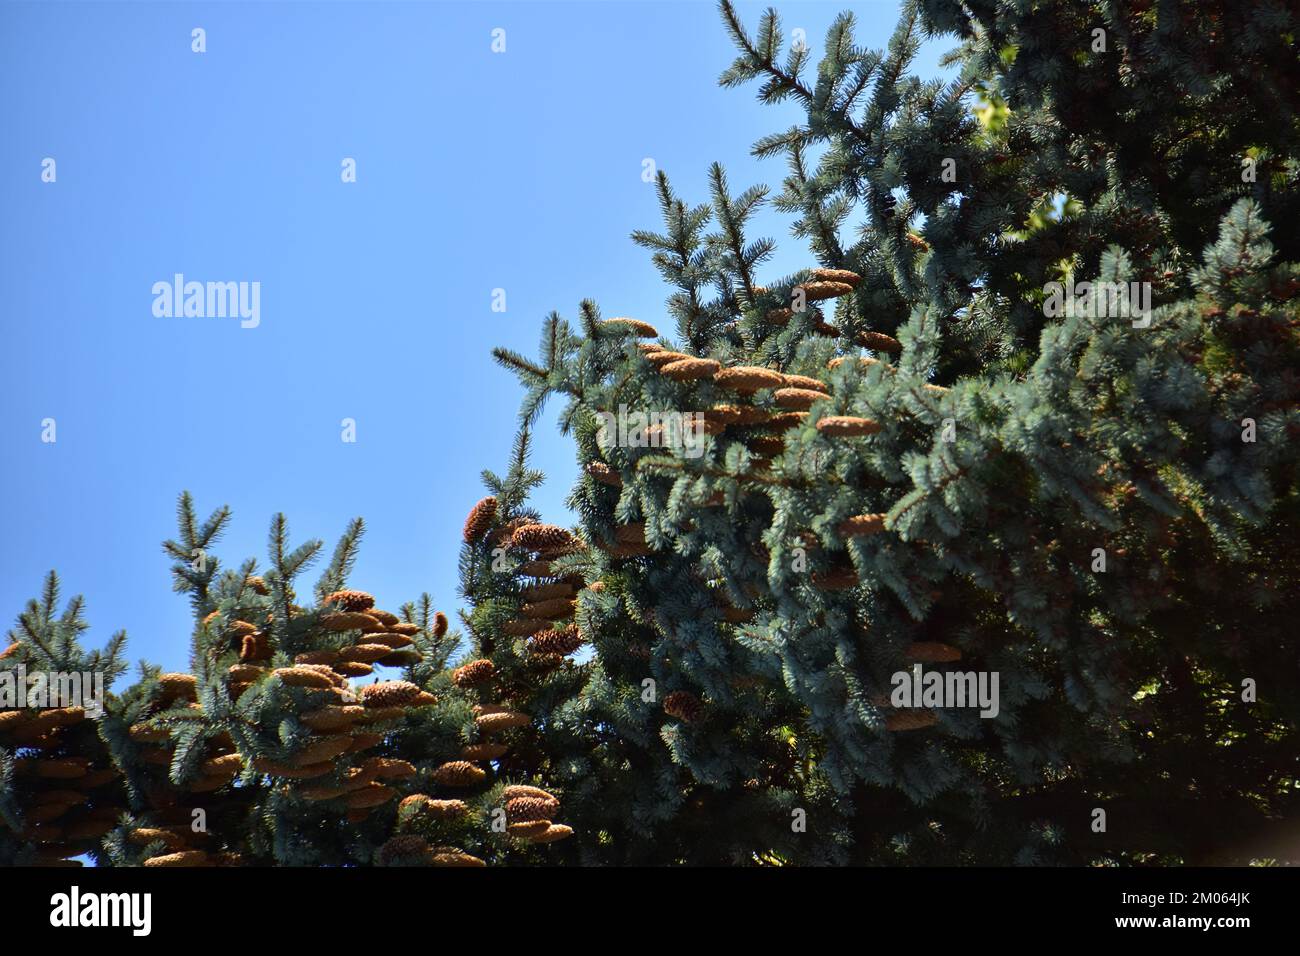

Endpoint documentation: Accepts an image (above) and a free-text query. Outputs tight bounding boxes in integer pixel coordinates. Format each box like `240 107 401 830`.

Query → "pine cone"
463 496 498 544
502 784 557 802
399 795 469 820
503 617 550 637
431 761 488 787
322 589 375 611
796 280 855 302
506 795 559 822
510 524 574 552
157 673 198 703
528 824 574 844
332 661 373 678
376 835 432 867
713 366 785 393
663 690 703 723
521 597 577 619
460 742 509 761
369 609 400 627
475 710 531 734
816 415 882 437
602 317 659 337
319 611 382 632
429 847 486 867
585 461 623 487
432 612 449 638
359 680 422 708
521 581 577 602
643 350 692 367
809 267 861 287
782 373 830 393
837 514 887 537
507 820 552 839
295 649 340 666
529 627 583 657
660 357 722 381
453 659 496 687
773 387 827 411
339 644 393 664
143 850 209 868
857 331 903 353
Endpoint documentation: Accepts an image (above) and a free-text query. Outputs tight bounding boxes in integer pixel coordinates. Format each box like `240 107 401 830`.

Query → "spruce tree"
491 0 1300 864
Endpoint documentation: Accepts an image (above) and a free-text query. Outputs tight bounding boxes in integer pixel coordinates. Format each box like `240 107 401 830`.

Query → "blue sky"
0 0 948 674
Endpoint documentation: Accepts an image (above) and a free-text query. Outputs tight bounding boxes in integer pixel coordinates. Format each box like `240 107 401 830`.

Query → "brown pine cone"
857 331 903 353
601 317 658 337
143 850 209 868
837 514 887 537
453 659 496 687
332 661 373 678
430 761 488 787
809 267 861 287
661 357 721 381
359 680 422 708
585 461 623 487
796 280 855 302
319 611 382 632
460 742 509 761
528 824 574 844
521 597 576 619
429 847 486 867
663 690 703 723
475 709 531 734
521 581 577 602
507 820 552 839
376 834 432 866
506 795 560 822
322 589 375 611
713 366 784 393
773 387 827 411
885 709 939 731
529 627 583 657
510 524 574 552
816 415 882 437
432 612 449 638
157 673 198 703
463 496 498 544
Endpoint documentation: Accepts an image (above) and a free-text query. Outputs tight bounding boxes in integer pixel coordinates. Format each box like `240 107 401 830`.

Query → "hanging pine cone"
660 357 721 381
333 661 373 678
809 267 861 287
643 350 692 367
339 644 393 664
240 633 272 662
503 617 550 637
156 673 198 703
585 460 623 487
663 690 703 723
837 514 887 537
857 331 902 353
460 742 509 761
507 820 552 839
319 611 382 633
528 824 574 844
521 581 577 602
475 710 531 733
431 761 488 787
529 626 584 657
816 415 882 437
521 597 577 619
428 847 486 867
713 366 785 393
796 280 855 302
453 659 496 687
506 795 560 822
142 850 209 868
782 373 830 393
601 317 659 337
322 589 375 611
376 834 432 867
510 524 574 552
462 496 498 544
359 680 421 708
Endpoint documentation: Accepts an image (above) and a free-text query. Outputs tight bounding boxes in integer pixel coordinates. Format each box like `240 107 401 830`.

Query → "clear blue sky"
1 1 946 673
